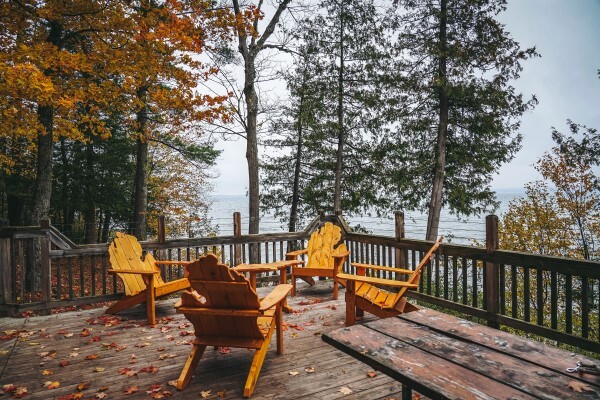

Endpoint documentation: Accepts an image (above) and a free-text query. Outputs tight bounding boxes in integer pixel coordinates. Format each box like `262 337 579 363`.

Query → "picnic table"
322 308 600 399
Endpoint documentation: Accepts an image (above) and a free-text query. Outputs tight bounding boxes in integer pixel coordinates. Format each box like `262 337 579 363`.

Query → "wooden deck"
0 281 404 399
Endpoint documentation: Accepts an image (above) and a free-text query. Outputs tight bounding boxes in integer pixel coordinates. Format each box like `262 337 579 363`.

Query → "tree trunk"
132 88 149 240
101 210 111 243
243 55 260 236
84 142 96 244
289 91 305 233
333 4 345 213
426 0 448 241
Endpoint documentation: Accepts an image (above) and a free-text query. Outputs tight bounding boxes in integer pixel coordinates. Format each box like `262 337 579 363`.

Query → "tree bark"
289 89 305 233
333 3 345 213
426 0 448 241
84 142 96 244
132 87 149 240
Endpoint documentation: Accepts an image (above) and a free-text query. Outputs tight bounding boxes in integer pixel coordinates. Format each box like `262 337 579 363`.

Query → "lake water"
206 189 524 245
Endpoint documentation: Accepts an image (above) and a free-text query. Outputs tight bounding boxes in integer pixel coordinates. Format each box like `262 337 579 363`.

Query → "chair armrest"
259 284 292 311
333 250 351 258
155 261 192 266
351 263 413 275
286 249 308 258
107 269 158 275
337 273 418 289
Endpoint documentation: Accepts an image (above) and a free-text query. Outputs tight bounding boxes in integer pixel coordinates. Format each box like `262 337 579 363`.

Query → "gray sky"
212 0 600 195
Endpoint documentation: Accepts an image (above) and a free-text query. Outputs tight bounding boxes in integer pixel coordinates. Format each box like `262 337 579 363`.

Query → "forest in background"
0 0 598 260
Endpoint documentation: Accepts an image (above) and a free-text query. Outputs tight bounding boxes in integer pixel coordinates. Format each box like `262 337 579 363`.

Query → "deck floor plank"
0 281 405 399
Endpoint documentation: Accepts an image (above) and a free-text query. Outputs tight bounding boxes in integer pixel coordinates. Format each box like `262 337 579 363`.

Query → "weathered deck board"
0 281 404 399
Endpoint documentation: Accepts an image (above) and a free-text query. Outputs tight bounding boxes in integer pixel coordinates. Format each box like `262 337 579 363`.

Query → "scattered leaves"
200 389 212 398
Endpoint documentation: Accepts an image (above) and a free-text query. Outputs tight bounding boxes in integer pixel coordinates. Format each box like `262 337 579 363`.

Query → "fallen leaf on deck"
289 370 299 376
44 381 60 389
217 390 226 397
94 367 105 372
95 393 108 399
59 360 70 367
168 380 178 387
12 387 28 398
367 371 377 378
55 393 84 400
77 382 90 391
218 347 231 354
119 367 138 377
200 389 212 398
124 385 139 395
63 333 74 338
568 380 592 392
159 353 177 360
85 354 99 360
139 365 159 373
42 369 53 375
69 352 79 358
339 386 352 395
304 367 315 373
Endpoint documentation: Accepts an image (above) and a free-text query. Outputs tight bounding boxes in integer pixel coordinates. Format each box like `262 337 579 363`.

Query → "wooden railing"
1 213 600 355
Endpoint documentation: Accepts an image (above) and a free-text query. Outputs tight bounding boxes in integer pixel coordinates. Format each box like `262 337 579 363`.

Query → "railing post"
485 214 499 328
318 210 325 221
0 219 11 305
40 219 52 315
233 212 242 266
395 211 406 272
157 215 166 244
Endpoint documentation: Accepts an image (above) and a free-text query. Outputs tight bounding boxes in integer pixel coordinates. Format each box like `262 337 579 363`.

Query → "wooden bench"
323 308 600 399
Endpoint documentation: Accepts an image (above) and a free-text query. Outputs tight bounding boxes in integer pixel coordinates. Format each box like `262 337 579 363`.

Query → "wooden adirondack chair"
338 236 443 326
106 232 190 325
175 254 292 397
285 222 350 300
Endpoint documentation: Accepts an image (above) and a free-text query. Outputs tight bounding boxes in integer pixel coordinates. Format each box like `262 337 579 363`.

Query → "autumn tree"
391 0 538 240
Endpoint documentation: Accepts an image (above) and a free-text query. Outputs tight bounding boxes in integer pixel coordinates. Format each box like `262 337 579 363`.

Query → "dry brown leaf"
77 382 91 391
288 370 300 376
41 369 53 376
339 386 352 395
217 390 226 397
95 393 108 399
85 354 99 360
44 381 60 389
94 367 105 372
568 380 592 392
167 380 178 387
200 389 212 398
367 371 377 378
304 367 315 373
124 385 139 395
59 360 70 367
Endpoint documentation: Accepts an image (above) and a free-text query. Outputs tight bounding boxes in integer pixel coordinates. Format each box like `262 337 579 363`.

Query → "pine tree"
391 0 538 240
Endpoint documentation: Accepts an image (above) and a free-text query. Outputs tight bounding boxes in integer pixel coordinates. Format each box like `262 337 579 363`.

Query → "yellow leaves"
44 380 60 389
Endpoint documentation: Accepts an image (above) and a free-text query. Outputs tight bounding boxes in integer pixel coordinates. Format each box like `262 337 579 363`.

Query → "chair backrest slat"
306 222 343 270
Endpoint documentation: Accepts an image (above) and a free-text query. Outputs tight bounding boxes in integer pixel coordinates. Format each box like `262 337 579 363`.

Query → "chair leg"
345 281 356 326
291 274 296 296
177 343 207 390
332 278 338 300
244 324 275 398
275 304 283 355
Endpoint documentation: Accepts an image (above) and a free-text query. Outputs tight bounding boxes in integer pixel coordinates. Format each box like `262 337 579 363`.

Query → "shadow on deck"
0 281 405 399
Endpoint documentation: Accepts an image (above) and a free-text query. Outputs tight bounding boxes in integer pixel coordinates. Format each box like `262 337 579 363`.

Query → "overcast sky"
211 0 600 195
